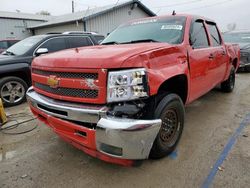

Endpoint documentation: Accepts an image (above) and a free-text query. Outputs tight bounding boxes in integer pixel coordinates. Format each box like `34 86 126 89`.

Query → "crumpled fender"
121 45 190 96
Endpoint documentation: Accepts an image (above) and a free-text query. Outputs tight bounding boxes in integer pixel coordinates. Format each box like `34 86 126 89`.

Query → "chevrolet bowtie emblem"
47 75 60 88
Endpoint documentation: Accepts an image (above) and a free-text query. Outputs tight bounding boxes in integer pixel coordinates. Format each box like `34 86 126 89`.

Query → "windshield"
102 16 186 45
5 35 46 55
223 32 250 43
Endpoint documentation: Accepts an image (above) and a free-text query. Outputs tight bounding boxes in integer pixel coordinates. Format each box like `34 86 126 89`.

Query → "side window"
68 37 93 48
40 38 67 52
207 23 221 46
190 20 209 49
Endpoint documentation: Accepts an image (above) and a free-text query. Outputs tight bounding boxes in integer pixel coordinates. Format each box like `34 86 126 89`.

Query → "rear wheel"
221 67 235 93
0 77 28 107
150 93 185 159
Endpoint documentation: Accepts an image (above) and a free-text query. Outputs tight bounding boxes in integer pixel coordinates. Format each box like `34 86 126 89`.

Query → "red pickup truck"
27 14 240 166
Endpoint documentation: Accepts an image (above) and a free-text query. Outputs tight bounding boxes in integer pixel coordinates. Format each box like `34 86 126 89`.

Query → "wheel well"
158 75 188 104
0 71 31 85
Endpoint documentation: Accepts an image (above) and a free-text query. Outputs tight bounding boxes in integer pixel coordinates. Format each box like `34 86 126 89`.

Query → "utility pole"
72 1 75 13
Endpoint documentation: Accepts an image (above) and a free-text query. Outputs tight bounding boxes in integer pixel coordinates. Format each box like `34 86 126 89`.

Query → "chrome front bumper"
26 87 161 160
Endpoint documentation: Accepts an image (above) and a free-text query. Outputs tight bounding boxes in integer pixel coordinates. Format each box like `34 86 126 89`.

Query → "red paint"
30 105 135 166
29 14 240 165
32 66 107 104
60 136 135 167
32 15 239 105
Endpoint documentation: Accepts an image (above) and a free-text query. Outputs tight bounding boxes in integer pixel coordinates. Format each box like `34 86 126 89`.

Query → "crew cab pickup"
27 14 240 166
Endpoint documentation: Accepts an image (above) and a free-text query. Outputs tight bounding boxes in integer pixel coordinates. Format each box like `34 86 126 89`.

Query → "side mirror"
35 48 48 56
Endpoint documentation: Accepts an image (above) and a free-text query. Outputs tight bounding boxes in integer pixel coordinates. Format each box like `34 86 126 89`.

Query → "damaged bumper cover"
26 87 161 161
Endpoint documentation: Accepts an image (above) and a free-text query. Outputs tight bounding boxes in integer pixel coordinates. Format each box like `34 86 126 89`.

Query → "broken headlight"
107 68 149 103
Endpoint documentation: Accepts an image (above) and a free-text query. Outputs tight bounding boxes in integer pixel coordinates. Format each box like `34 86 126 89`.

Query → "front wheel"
150 93 185 159
221 67 235 93
0 76 28 107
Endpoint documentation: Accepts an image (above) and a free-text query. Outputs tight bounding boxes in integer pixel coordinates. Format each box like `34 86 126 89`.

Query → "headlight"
107 68 149 103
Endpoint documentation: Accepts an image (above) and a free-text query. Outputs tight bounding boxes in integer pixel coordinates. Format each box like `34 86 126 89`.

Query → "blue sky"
1 0 249 31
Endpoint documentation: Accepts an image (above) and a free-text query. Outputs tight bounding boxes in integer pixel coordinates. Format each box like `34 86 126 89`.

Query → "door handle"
209 54 214 59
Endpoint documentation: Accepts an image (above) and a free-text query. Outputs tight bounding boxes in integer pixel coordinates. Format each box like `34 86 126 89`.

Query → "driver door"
188 19 215 102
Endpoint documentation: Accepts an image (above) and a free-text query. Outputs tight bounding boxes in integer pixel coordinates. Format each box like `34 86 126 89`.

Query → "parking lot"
0 73 249 188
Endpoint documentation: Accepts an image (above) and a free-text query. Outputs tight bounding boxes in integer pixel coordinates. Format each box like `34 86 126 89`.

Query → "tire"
221 67 235 93
0 76 28 107
150 93 185 159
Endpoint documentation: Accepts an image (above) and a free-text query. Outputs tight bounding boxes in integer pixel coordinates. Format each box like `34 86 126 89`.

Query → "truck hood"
32 43 171 69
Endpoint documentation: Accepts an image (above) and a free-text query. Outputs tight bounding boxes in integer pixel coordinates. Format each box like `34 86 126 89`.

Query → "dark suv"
223 31 250 72
0 33 100 106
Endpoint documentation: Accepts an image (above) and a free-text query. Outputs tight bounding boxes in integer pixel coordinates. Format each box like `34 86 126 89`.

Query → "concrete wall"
0 18 44 40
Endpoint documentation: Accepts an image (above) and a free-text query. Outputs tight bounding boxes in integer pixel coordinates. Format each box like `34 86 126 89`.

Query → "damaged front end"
26 87 161 165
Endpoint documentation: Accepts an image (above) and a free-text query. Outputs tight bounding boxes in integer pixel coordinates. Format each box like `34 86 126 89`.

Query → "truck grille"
33 69 98 79
32 67 107 104
34 82 98 98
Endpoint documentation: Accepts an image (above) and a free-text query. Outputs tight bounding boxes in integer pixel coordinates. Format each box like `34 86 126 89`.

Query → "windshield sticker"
131 19 158 25
161 25 183 30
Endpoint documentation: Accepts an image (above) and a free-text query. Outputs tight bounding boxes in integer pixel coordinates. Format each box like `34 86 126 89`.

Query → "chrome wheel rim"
1 81 25 104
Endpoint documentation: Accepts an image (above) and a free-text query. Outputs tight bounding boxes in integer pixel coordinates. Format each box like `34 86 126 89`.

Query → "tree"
36 11 51 16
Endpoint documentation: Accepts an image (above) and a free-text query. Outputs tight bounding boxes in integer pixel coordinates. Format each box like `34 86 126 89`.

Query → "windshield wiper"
3 50 15 56
124 39 160 44
101 41 120 45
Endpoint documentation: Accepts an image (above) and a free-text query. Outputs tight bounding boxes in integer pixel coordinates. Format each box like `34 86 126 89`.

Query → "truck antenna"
172 10 176 16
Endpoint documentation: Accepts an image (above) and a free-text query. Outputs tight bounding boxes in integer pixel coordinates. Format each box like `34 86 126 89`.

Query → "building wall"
34 21 84 35
0 18 44 40
85 4 149 36
33 4 150 37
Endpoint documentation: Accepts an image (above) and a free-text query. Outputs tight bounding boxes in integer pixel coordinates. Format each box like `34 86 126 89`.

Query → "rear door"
188 19 215 102
206 22 228 86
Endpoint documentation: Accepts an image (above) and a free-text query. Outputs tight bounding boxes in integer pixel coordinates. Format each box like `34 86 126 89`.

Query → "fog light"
100 143 123 156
